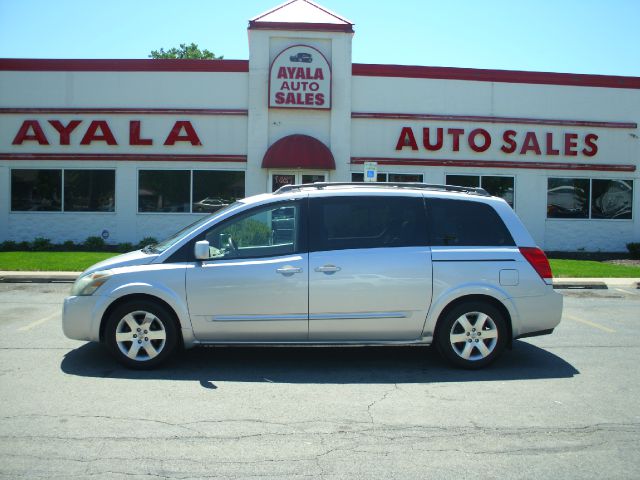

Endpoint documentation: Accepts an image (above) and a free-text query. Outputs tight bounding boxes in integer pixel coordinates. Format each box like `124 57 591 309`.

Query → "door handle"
276 266 303 276
314 265 341 274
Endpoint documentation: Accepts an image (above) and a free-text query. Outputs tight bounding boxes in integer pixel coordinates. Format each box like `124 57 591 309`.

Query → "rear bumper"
511 289 563 339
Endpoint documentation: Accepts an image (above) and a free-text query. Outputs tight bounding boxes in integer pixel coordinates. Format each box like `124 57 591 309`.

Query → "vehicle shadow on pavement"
60 340 578 385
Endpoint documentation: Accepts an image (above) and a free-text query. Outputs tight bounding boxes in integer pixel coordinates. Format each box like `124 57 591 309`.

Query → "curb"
0 272 79 283
553 281 608 290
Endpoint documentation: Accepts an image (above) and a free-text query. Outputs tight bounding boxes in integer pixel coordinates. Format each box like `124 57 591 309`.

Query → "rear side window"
310 196 428 251
428 198 515 246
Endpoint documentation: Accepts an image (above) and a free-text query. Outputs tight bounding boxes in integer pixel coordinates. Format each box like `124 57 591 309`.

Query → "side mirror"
194 240 210 260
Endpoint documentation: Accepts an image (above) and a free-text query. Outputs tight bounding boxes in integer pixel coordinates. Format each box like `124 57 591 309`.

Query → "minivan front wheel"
105 300 178 369
436 301 507 369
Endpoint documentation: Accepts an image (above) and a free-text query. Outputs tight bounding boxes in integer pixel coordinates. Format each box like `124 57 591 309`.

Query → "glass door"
269 171 327 192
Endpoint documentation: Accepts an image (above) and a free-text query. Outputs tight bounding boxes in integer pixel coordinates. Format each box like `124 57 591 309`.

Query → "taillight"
519 247 553 284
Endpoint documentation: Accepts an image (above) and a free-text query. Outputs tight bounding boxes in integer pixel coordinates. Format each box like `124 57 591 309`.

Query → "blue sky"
1 0 639 76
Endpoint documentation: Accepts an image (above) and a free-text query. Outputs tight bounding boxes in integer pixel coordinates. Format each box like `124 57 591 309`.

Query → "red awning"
262 134 335 170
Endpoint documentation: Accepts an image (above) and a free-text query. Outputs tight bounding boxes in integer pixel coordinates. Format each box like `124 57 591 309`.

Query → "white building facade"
1 0 639 251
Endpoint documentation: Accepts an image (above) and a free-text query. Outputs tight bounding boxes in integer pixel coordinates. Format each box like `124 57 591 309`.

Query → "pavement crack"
366 383 400 424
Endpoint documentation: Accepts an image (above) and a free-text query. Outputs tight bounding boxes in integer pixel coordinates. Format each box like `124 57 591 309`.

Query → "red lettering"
501 130 517 153
447 128 464 151
520 131 541 155
12 120 49 145
164 121 202 146
129 120 153 146
275 92 285 104
396 127 418 151
277 67 287 79
564 133 578 156
545 132 560 155
305 93 314 104
582 133 598 157
80 120 117 145
295 68 305 80
468 128 491 152
315 93 325 106
314 68 324 80
423 128 443 151
281 81 290 90
48 120 81 145
287 67 296 78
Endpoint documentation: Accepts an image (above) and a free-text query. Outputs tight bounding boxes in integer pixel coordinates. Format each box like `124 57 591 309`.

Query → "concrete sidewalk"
0 270 638 289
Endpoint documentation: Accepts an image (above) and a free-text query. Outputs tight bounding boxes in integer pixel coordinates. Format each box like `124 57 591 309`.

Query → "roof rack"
274 181 490 196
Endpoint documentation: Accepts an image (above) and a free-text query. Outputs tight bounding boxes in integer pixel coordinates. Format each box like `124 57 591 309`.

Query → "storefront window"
446 174 514 207
64 170 115 212
192 171 245 213
139 170 246 213
139 170 190 213
591 179 633 220
351 173 424 182
547 178 590 218
446 175 480 188
11 169 62 212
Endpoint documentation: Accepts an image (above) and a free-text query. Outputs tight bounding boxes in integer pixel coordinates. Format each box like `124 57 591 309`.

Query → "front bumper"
62 295 105 342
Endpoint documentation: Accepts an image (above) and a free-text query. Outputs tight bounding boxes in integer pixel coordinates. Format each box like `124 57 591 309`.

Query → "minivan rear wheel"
104 300 178 369
435 301 507 369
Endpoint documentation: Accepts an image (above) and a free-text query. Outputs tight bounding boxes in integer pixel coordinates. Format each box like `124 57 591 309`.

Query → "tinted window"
64 170 115 212
591 179 633 220
447 175 515 207
428 198 514 246
547 178 589 218
192 170 245 213
138 170 190 212
11 169 62 212
310 196 427 251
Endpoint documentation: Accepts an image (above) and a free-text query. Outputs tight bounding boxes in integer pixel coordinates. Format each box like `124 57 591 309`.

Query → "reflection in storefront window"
11 169 62 212
446 175 480 188
64 170 115 212
446 175 514 208
591 179 633 219
547 178 634 220
139 170 190 213
139 170 246 213
547 178 590 218
192 171 245 213
351 173 424 183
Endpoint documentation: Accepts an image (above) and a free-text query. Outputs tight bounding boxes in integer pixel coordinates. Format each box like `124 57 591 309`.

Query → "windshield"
145 201 245 254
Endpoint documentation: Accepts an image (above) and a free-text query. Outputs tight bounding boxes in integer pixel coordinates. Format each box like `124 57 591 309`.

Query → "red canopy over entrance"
261 134 335 169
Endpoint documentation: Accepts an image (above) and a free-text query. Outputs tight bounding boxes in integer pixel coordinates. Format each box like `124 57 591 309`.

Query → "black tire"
435 301 508 369
104 300 178 369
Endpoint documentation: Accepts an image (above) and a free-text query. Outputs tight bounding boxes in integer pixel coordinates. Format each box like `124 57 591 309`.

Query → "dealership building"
1 0 639 251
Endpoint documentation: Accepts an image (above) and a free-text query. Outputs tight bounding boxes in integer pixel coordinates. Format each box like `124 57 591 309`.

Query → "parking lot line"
614 288 640 296
17 311 59 332
564 314 616 333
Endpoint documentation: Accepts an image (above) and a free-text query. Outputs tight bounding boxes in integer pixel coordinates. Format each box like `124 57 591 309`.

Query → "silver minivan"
63 183 563 369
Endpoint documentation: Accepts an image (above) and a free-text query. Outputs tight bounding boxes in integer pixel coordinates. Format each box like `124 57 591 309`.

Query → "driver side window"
204 202 301 260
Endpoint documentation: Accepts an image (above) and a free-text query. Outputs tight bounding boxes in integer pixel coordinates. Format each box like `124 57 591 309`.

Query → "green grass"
0 252 119 272
1 251 639 278
549 259 640 278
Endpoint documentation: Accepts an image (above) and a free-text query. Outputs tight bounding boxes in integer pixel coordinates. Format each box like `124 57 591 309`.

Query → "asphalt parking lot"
0 283 639 479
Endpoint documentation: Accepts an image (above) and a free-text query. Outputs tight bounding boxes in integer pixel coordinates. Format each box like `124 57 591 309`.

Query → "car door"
186 199 309 341
308 194 433 341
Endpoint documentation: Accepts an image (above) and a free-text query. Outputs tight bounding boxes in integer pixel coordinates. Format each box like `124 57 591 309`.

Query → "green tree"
149 43 222 60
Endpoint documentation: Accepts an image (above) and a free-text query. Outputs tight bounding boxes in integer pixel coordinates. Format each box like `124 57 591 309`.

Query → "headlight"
71 270 113 296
